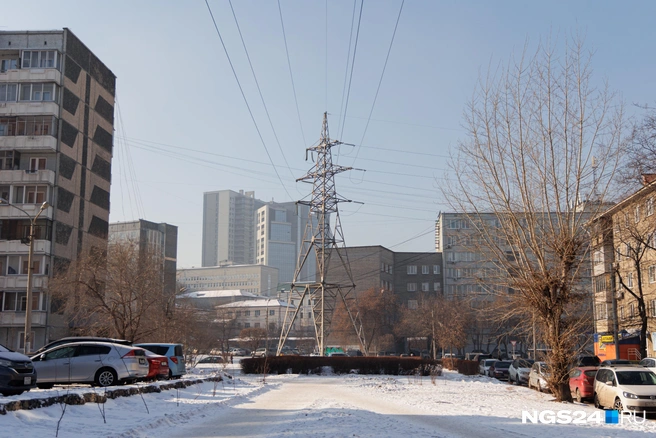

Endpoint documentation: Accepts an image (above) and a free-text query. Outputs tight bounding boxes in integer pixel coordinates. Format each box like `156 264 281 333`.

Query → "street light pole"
0 199 49 354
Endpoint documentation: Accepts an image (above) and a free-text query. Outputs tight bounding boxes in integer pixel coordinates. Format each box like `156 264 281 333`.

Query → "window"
254 322 260 328
0 59 18 72
1 291 41 311
630 303 635 318
19 83 58 102
21 50 59 69
407 283 417 292
29 158 47 172
244 310 250 316
648 198 654 217
651 300 656 318
434 282 441 292
0 83 18 102
408 300 418 310
407 265 417 275
269 309 275 316
627 272 634 288
244 322 250 328
448 219 459 229
13 185 47 204
620 306 624 320
421 282 430 292
422 265 429 274
433 265 440 274
254 310 260 317
635 205 641 223
650 266 656 283
0 116 57 137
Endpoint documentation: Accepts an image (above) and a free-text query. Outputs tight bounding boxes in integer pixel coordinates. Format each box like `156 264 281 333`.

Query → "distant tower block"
278 113 366 355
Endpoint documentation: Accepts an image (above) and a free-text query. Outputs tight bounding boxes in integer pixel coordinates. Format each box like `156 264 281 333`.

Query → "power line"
336 0 358 140
227 0 296 183
338 0 365 141
204 0 293 201
352 0 405 165
277 0 307 148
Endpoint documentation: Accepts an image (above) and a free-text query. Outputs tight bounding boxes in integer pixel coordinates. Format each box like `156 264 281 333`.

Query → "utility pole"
277 113 366 356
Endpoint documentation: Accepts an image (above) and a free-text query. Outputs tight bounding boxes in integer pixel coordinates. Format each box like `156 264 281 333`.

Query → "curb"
0 376 223 415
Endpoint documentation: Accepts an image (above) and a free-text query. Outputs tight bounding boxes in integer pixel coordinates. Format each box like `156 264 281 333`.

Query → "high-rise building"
202 190 264 266
109 220 178 298
0 29 115 350
255 202 316 284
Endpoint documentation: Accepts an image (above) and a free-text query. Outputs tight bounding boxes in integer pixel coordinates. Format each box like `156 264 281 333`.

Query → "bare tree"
445 37 627 401
240 327 267 353
618 107 656 193
49 241 169 342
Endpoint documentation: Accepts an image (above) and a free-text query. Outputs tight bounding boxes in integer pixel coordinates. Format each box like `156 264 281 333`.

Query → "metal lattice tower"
277 113 366 356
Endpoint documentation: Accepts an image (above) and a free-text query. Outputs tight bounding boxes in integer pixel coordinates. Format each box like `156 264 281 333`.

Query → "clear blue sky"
3 0 655 267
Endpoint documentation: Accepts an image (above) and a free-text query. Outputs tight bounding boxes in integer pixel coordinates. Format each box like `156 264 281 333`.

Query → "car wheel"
594 394 601 409
168 369 173 380
37 383 54 390
575 388 582 403
95 367 118 387
1 390 23 396
613 397 623 411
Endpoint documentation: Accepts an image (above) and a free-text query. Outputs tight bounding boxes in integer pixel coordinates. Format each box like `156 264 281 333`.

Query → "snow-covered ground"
2 361 656 437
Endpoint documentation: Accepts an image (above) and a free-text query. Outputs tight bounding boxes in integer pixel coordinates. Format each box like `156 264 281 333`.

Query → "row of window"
0 291 45 312
0 255 49 276
622 198 655 227
0 82 59 103
227 309 277 317
0 50 60 72
407 282 441 292
406 265 441 275
0 116 58 137
0 184 49 205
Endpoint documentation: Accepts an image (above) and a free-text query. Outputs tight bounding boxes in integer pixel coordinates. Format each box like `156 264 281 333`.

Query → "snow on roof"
179 290 258 299
217 298 294 309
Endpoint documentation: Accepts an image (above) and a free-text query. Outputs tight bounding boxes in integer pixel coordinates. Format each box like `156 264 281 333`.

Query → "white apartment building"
177 264 279 297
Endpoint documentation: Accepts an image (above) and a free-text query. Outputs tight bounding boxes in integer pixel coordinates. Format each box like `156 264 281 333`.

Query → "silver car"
31 342 149 388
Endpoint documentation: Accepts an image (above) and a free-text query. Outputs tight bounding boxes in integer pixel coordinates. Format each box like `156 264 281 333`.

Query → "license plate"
139 358 146 365
23 377 31 385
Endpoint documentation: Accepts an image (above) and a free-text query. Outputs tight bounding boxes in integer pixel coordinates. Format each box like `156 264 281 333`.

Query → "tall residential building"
109 220 178 297
177 264 279 297
202 190 264 266
0 29 115 350
255 202 316 284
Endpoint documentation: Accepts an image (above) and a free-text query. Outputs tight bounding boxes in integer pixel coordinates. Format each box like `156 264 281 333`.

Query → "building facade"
202 190 264 266
177 264 279 297
255 201 316 284
109 220 178 297
0 29 115 351
217 298 293 333
590 178 656 358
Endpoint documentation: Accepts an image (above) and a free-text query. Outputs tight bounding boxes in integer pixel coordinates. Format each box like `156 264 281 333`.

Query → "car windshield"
616 371 656 385
495 361 511 367
584 370 597 377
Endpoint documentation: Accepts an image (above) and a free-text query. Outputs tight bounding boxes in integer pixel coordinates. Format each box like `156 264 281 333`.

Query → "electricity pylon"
277 112 366 356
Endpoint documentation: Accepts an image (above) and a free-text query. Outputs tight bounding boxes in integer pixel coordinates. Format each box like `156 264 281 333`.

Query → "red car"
569 366 598 402
143 349 170 381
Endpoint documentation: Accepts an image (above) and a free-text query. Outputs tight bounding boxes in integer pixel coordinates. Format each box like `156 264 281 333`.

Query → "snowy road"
162 375 652 438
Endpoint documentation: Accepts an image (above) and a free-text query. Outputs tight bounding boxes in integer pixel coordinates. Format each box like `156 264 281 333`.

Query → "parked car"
639 357 656 374
251 348 276 358
488 360 512 380
575 355 600 367
197 356 224 364
508 358 535 385
229 348 249 357
143 350 169 381
33 337 132 356
0 343 37 396
527 361 550 392
31 342 149 388
600 359 640 367
134 343 186 379
479 359 498 376
569 366 598 402
593 366 656 412
327 352 347 357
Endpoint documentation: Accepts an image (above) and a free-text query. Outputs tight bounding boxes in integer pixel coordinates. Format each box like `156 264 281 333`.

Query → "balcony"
0 101 59 117
0 169 55 185
0 239 51 254
0 68 61 84
0 204 53 220
0 311 47 327
0 275 47 290
0 135 57 152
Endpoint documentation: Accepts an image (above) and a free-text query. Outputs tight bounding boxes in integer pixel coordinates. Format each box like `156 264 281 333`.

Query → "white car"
508 358 534 385
594 366 656 412
479 359 498 376
31 342 149 388
527 361 549 392
639 357 656 374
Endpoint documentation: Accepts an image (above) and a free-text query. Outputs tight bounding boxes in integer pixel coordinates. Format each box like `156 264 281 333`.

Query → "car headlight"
0 358 12 368
623 391 639 399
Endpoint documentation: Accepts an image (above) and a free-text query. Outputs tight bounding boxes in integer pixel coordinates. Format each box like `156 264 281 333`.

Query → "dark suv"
0 343 37 396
